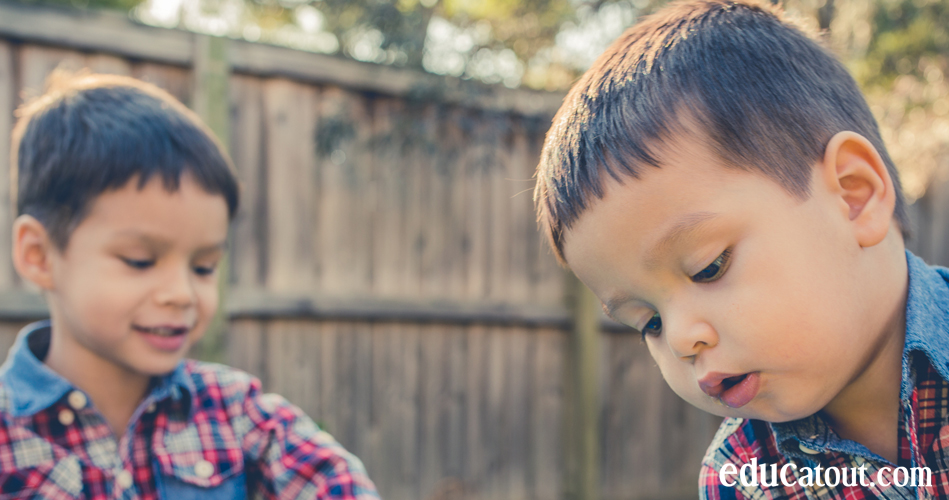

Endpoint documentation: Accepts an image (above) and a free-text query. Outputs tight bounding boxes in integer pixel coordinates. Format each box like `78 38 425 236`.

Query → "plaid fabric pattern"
699 353 949 500
698 252 949 499
0 326 378 500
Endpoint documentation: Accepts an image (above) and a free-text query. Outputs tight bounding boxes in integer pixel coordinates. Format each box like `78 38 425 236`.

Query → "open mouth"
721 373 748 390
133 325 189 337
698 371 761 408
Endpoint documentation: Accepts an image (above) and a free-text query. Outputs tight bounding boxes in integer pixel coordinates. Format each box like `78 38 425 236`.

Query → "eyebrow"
112 230 228 254
644 211 718 269
603 211 719 319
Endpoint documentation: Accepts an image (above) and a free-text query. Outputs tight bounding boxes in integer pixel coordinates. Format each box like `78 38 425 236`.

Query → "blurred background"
0 0 946 499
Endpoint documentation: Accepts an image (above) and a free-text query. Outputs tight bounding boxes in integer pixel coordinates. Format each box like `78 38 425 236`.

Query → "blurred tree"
821 0 949 200
15 0 949 193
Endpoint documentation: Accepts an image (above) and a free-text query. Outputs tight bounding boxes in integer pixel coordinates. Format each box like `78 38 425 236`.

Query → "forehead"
76 174 229 245
561 139 802 297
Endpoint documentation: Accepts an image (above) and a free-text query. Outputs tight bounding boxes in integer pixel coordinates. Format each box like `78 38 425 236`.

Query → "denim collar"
0 320 196 418
771 251 949 464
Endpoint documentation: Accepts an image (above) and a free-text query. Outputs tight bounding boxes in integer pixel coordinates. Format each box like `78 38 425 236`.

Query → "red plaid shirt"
700 253 949 499
0 322 379 500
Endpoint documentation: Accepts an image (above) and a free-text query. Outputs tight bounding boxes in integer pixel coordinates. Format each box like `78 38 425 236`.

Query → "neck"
45 326 150 439
819 263 907 464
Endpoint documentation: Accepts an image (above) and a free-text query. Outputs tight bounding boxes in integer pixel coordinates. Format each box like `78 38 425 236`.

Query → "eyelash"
121 258 154 270
639 249 733 340
690 248 732 283
121 258 218 276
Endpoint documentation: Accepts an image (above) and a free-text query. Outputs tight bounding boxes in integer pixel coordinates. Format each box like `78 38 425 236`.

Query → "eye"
121 258 154 270
640 312 662 340
691 249 732 283
193 263 218 277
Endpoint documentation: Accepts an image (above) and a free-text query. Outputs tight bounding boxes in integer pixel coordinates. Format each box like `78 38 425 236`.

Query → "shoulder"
699 417 779 500
182 360 264 409
702 417 771 467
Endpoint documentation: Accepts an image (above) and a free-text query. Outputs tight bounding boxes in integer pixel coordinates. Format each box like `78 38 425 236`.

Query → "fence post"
564 270 601 500
191 33 231 362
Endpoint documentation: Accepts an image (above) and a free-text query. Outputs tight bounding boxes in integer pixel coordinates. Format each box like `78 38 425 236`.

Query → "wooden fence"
0 2 722 499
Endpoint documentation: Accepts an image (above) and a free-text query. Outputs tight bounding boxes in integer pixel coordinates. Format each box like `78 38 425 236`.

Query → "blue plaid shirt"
0 322 379 499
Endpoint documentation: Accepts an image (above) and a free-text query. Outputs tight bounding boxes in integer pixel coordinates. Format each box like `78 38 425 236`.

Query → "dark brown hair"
534 0 906 263
11 71 240 249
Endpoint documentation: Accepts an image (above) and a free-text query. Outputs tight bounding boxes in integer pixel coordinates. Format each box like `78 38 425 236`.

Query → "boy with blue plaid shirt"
535 0 949 497
0 72 378 499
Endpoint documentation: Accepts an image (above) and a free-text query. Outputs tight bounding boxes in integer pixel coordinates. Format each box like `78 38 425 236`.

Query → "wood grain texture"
0 33 724 500
0 41 15 290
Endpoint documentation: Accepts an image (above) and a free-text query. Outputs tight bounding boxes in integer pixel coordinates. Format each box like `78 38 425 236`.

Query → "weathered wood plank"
463 324 487 497
368 323 419 500
262 78 318 293
0 321 27 364
130 63 192 106
16 45 85 102
506 118 533 305
368 97 407 298
83 53 132 76
500 328 531 499
228 74 265 288
464 111 489 301
224 319 266 383
417 325 445 499
532 328 565 500
263 320 320 419
315 87 372 296
0 41 15 290
0 3 194 66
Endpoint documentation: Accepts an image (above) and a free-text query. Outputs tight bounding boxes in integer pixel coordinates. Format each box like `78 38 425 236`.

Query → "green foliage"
14 0 144 11
854 0 949 88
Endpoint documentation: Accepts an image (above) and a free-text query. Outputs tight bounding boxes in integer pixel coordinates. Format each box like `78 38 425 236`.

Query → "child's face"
561 137 899 423
45 173 228 377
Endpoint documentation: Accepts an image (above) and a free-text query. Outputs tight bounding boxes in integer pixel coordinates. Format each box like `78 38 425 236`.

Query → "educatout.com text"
719 458 932 489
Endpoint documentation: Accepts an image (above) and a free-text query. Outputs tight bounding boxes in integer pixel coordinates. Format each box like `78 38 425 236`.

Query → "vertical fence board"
532 328 564 500
263 79 317 293
228 75 265 288
0 41 14 289
16 46 85 102
0 322 25 363
131 63 192 105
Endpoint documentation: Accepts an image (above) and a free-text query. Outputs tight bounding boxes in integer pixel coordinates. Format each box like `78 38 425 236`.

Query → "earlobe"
12 215 57 290
820 131 895 247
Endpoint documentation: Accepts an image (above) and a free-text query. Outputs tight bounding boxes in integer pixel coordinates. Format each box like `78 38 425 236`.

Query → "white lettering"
719 463 737 487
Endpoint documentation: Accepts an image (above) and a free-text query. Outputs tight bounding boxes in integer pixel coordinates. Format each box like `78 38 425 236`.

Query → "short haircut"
11 71 240 249
534 0 907 263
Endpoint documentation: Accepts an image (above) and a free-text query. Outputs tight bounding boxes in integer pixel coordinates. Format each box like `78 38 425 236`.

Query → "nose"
154 265 197 308
665 316 719 361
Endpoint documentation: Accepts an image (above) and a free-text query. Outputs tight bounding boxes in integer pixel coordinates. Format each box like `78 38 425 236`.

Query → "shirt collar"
771 250 949 462
0 320 197 418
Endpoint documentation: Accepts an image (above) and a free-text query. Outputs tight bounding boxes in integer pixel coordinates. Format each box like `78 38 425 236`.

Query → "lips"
698 371 761 408
134 324 191 352
134 325 189 337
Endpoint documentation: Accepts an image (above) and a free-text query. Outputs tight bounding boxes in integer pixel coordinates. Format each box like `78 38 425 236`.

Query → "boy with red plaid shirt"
535 0 949 497
0 72 378 499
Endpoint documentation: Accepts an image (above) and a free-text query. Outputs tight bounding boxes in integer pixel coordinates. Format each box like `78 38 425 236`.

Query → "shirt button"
145 402 157 413
799 443 821 454
58 408 75 426
68 390 87 410
194 460 214 478
116 470 133 489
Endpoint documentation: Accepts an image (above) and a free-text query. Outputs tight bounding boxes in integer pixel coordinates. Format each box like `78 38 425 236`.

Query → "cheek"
646 342 696 394
196 281 220 316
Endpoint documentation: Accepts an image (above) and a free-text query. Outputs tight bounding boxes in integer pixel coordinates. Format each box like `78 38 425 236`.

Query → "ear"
12 215 57 290
819 131 896 247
